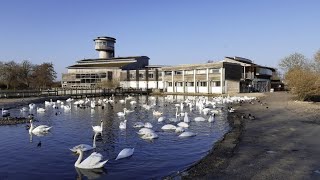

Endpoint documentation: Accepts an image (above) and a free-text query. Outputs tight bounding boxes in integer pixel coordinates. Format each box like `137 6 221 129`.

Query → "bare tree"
279 52 309 73
31 62 57 88
18 60 34 88
0 61 20 89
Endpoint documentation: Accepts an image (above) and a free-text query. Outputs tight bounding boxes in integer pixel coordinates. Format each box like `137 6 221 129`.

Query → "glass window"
175 71 182 75
164 71 172 75
209 68 220 74
148 73 154 79
139 73 144 78
108 71 113 80
168 82 172 87
196 69 206 74
200 82 207 87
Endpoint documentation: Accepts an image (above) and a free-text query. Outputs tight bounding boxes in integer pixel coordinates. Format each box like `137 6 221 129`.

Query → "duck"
29 120 52 134
115 148 134 160
92 120 103 133
74 148 108 169
119 120 127 130
70 132 99 152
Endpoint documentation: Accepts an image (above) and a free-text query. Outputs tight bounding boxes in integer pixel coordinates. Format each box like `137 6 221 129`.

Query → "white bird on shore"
74 148 108 169
115 148 134 160
2 108 10 117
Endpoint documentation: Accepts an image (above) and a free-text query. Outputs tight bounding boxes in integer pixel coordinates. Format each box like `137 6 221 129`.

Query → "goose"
161 124 177 130
119 120 127 130
183 112 190 123
194 117 206 122
115 148 134 160
92 120 103 133
70 132 99 152
153 110 163 116
29 120 51 134
179 131 196 137
144 122 153 129
74 148 108 169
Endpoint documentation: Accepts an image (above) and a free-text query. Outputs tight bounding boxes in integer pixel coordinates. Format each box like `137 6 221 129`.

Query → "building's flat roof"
77 56 149 63
68 60 136 69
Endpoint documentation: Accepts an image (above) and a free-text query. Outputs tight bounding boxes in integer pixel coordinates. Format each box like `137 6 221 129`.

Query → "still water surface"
0 95 229 179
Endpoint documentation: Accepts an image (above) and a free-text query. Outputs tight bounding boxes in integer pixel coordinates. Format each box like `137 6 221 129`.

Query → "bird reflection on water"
76 167 107 180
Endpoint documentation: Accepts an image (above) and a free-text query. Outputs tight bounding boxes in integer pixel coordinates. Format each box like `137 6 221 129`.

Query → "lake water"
0 95 229 180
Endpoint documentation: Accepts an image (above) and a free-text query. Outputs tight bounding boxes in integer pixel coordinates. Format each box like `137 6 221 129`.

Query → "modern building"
62 36 278 94
62 36 149 88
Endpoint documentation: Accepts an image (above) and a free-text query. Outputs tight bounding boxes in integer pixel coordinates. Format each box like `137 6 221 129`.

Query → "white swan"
20 107 28 112
141 132 158 140
29 103 36 110
179 131 196 137
194 117 206 122
117 108 126 117
153 110 163 116
208 115 214 122
92 120 103 133
70 132 99 152
37 107 46 113
29 120 51 134
158 116 165 122
133 122 145 128
144 122 153 129
2 108 10 116
161 124 177 130
74 148 108 169
115 148 134 160
137 128 154 135
184 112 190 123
175 126 185 133
177 122 189 128
119 120 127 130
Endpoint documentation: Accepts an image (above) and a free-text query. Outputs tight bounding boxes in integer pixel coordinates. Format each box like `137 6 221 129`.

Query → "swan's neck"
29 122 34 133
100 122 103 131
75 150 83 167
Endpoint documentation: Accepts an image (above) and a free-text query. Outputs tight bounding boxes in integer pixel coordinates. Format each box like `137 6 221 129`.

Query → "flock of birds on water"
1 94 257 170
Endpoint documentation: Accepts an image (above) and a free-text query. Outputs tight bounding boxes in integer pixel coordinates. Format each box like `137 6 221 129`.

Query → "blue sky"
0 0 319 80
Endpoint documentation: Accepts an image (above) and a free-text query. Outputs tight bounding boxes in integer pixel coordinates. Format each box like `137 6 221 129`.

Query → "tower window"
107 71 113 80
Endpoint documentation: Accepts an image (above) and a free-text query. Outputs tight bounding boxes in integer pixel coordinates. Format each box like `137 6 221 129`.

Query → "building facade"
62 36 277 94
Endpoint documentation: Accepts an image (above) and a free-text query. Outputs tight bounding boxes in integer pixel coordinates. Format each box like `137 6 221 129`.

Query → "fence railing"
0 88 151 99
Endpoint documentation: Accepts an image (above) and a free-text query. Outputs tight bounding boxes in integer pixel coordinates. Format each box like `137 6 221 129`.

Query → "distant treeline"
279 49 320 101
0 60 58 90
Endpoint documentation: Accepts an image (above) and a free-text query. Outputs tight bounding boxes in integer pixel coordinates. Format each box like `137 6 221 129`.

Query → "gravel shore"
182 92 320 179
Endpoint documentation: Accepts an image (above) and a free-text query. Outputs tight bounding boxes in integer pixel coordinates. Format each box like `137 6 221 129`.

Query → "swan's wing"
92 126 101 132
81 152 104 167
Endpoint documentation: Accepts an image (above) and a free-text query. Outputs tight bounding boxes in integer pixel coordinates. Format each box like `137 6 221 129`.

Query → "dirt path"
183 92 320 179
